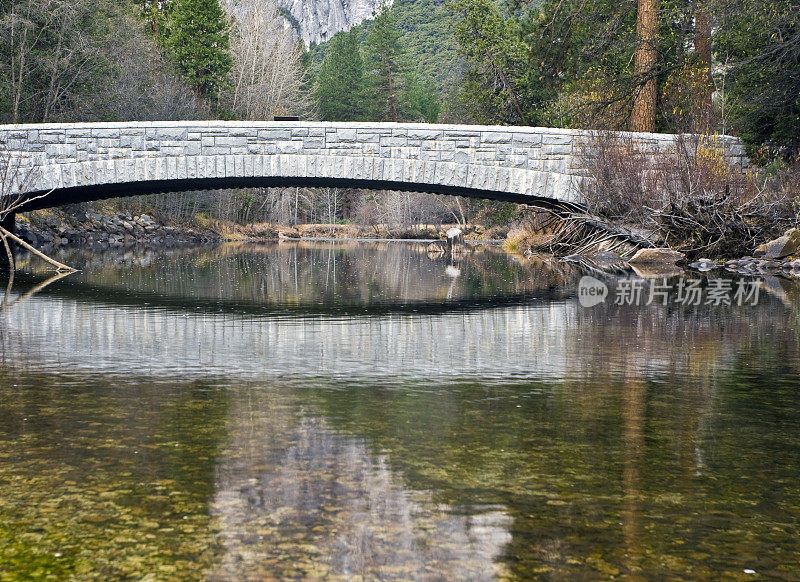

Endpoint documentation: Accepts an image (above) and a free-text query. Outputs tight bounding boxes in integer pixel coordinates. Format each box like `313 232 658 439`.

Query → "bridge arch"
0 121 747 212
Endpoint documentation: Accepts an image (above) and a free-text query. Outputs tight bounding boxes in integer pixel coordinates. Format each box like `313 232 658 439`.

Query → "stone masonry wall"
0 121 748 206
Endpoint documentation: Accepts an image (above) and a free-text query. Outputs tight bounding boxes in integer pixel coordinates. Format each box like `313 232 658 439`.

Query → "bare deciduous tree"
222 0 313 120
1 0 105 123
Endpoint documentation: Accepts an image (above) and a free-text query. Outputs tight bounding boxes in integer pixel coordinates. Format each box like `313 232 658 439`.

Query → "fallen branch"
0 225 76 272
525 205 656 258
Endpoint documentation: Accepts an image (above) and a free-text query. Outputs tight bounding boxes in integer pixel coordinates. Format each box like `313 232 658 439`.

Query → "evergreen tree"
166 0 232 100
405 75 440 123
364 3 408 122
449 0 533 125
314 29 367 121
718 0 800 156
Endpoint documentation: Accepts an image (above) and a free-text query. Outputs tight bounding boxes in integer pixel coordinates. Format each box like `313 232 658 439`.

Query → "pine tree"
314 29 367 121
364 2 407 122
166 0 232 100
630 0 659 132
450 0 531 125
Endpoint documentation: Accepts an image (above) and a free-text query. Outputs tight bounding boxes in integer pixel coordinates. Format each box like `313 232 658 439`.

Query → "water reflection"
1 241 800 579
211 391 512 580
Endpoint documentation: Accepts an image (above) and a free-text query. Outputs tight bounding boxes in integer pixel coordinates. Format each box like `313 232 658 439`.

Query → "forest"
1 0 799 238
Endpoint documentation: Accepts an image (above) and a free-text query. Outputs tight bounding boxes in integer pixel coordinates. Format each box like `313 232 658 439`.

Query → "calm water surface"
1 241 800 580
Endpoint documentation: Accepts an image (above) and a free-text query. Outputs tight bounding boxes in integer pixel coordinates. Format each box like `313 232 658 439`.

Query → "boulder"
628 248 686 265
754 228 800 259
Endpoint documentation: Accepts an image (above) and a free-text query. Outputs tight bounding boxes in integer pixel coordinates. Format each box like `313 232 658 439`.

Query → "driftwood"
654 195 792 258
523 203 656 258
0 225 76 272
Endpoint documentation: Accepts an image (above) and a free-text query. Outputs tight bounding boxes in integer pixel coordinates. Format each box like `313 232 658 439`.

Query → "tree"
504 0 719 132
630 0 659 132
693 0 713 132
0 0 109 123
405 75 440 123
0 141 73 272
364 2 407 122
166 0 232 100
223 0 312 119
718 0 800 156
450 0 534 125
314 29 367 121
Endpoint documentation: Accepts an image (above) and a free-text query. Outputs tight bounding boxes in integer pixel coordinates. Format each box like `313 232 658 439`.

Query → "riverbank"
14 202 800 281
16 206 506 249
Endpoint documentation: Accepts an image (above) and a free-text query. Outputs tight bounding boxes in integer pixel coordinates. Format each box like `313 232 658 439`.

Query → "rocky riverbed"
16 207 221 249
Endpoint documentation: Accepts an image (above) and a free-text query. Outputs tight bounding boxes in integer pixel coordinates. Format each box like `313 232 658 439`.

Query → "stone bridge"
0 121 747 212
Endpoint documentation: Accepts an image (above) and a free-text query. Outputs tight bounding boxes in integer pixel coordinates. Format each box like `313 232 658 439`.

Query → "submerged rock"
689 258 719 271
587 250 626 270
628 248 685 265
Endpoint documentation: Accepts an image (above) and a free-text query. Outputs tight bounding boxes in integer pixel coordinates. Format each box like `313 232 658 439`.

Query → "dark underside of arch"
18 176 585 213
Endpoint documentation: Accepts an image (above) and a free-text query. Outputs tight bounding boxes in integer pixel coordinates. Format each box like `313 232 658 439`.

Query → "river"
1 240 799 580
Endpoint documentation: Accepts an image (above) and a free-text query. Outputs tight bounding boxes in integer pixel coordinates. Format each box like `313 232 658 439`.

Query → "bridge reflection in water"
2 240 791 382
0 242 579 381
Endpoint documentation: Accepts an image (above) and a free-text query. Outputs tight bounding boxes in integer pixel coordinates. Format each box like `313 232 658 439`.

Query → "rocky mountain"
279 0 391 46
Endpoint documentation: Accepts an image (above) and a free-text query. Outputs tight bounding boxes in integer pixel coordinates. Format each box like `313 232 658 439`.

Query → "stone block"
91 129 120 139
259 129 292 140
543 143 573 156
186 156 198 179
120 135 145 150
356 131 381 143
39 132 64 144
228 127 256 138
337 128 358 142
215 136 247 148
304 137 325 149
454 150 470 164
277 140 302 154
541 133 573 146
407 129 442 140
420 150 440 162
156 127 188 140
481 132 512 144
446 130 481 138
512 133 542 147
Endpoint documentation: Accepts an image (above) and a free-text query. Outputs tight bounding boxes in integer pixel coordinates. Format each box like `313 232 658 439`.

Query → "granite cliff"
278 0 390 45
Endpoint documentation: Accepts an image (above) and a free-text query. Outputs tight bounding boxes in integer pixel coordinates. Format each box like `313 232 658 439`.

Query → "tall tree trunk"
630 0 659 133
386 63 398 122
694 0 712 133
11 1 32 125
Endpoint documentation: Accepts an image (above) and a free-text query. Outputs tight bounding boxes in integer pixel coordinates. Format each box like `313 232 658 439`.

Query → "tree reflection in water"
211 392 512 580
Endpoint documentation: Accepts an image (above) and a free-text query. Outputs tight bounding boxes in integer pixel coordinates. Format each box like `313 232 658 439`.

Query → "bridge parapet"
0 121 748 208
